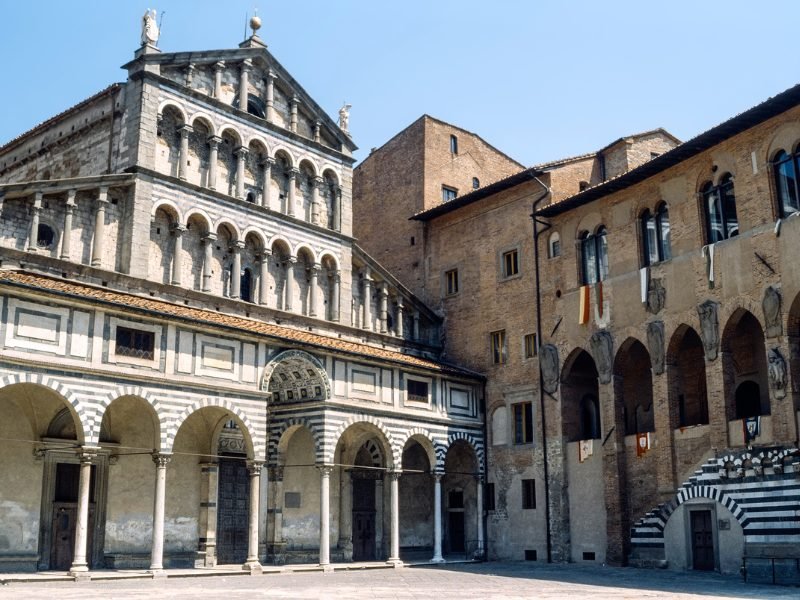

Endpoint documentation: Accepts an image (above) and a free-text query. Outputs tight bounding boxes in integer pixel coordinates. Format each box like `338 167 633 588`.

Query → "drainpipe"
529 174 552 562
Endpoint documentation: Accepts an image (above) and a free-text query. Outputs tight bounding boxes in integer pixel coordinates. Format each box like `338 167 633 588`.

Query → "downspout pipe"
530 174 552 562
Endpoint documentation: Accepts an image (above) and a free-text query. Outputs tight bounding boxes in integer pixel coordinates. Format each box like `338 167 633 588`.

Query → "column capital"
246 460 264 476
433 472 444 482
474 473 485 484
241 58 253 71
260 155 276 168
171 223 187 235
380 282 389 295
230 240 246 252
152 453 172 468
257 249 272 262
267 69 277 80
234 146 249 158
317 464 334 476
387 469 402 482
66 189 77 205
286 255 298 265
202 232 217 243
396 296 405 309
97 186 109 204
78 446 100 463
313 176 324 188
178 123 193 135
310 263 321 273
288 167 299 179
291 95 300 105
207 134 222 146
214 60 225 71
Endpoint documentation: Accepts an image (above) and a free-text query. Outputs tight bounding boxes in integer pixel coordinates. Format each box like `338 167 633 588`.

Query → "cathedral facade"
0 21 485 575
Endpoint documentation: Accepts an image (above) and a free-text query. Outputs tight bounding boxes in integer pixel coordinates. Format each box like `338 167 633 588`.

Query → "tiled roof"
0 270 480 379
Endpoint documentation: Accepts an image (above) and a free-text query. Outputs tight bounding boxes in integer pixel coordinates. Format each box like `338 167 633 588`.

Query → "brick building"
0 18 486 576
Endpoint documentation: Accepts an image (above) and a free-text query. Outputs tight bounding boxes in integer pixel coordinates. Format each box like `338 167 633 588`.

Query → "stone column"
331 271 341 322
287 168 298 217
311 177 323 225
170 224 187 286
265 70 276 123
201 232 216 292
309 264 320 317
90 187 109 267
475 475 485 558
387 470 401 565
230 241 244 299
149 453 172 574
334 187 342 232
431 473 444 563
284 257 296 312
27 191 42 252
69 447 98 578
197 462 219 567
258 250 271 306
260 157 274 208
396 298 405 338
413 310 420 341
235 147 248 200
239 59 252 113
60 190 76 260
318 465 332 567
244 461 263 573
313 120 321 143
362 269 373 331
207 136 221 190
267 466 286 564
178 124 192 180
290 96 299 133
213 61 224 99
379 283 389 334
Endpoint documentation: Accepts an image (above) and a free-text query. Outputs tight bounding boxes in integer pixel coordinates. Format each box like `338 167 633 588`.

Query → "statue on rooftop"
338 103 352 133
141 9 160 47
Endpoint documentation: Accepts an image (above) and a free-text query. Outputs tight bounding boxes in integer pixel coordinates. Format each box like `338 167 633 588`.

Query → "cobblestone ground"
0 562 796 600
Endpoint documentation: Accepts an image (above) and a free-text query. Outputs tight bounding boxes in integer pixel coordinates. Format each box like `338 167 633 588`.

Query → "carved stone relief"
768 347 787 399
646 278 666 315
697 300 720 361
589 330 614 384
540 344 560 394
762 286 782 338
646 321 665 375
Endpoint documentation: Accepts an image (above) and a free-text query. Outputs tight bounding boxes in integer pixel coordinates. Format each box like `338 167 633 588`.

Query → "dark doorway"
735 381 761 418
50 463 96 570
690 510 715 571
447 511 465 553
216 457 250 564
352 475 376 561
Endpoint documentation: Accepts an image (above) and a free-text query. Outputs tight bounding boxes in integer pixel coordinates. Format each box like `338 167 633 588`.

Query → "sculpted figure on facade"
141 9 160 46
646 320 665 375
697 300 720 361
768 347 787 399
589 330 614 384
338 103 352 134
539 344 560 394
762 285 782 338
646 278 666 314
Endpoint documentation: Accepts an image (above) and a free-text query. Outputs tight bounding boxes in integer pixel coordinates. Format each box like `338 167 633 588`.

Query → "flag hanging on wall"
635 432 651 457
596 281 604 319
743 416 760 443
579 285 590 324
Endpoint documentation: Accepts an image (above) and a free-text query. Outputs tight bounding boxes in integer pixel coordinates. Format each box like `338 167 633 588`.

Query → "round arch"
400 429 438 472
157 101 188 123
329 415 398 467
167 398 259 459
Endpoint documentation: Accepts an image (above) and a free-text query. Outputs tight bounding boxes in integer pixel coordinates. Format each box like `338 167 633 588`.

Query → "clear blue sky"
2 1 798 167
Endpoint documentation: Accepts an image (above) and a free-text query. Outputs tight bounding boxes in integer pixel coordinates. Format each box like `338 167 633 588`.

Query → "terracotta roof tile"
0 269 479 378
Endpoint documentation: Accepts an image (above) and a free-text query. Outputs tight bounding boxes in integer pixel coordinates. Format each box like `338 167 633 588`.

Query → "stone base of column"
429 556 445 564
69 566 91 581
242 560 263 575
148 569 168 579
319 563 334 572
386 558 404 568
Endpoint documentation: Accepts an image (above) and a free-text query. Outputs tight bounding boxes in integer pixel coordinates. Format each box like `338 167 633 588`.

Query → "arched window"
734 380 761 419
773 149 800 217
37 223 56 250
240 268 254 303
472 177 480 189
579 394 600 440
641 203 671 265
548 231 561 258
580 226 608 285
702 174 738 243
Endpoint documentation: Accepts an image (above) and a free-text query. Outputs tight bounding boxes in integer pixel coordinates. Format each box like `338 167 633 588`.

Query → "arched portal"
399 436 434 561
442 439 478 558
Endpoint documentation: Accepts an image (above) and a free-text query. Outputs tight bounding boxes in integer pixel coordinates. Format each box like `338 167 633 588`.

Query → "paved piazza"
0 563 796 600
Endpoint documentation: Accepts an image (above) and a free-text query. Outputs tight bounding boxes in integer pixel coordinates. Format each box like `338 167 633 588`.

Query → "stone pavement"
0 562 796 599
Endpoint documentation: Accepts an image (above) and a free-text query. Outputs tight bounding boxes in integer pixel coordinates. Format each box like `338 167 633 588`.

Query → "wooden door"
49 463 96 570
216 457 250 564
691 510 715 571
352 477 376 561
448 511 465 554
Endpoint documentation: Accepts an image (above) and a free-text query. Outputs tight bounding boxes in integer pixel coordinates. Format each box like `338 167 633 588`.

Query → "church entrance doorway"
447 489 465 554
690 509 715 571
216 456 249 564
351 474 377 561
49 462 96 570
